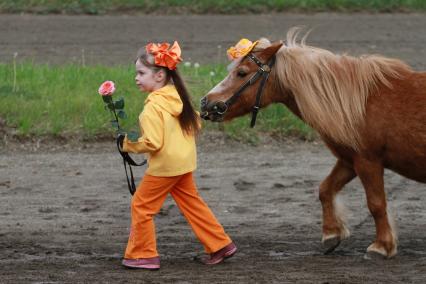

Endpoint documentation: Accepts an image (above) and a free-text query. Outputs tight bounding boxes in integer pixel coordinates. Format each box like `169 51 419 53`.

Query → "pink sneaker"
200 242 237 265
122 256 160 270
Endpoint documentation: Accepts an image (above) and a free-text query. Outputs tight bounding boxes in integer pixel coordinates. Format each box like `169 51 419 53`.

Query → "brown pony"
200 28 426 258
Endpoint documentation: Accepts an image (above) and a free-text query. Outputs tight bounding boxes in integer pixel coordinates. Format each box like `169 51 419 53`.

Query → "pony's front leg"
319 159 356 253
354 157 397 258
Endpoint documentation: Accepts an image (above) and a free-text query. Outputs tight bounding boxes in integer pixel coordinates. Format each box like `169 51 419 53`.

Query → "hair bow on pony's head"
145 41 182 70
227 38 258 61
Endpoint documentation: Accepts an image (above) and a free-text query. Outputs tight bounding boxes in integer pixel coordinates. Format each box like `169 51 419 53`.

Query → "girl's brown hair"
137 51 201 136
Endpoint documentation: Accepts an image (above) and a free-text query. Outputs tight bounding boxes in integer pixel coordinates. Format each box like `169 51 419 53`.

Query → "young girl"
119 41 236 270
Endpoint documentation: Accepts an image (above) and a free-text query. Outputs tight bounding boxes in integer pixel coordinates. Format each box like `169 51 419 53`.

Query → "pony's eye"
237 70 247 77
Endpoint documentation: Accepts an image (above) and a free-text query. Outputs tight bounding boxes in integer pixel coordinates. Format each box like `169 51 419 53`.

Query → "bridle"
209 52 276 128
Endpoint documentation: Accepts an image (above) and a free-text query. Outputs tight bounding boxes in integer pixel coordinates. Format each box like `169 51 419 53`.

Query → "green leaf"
114 97 124 109
127 131 139 142
107 103 115 111
111 120 119 129
117 110 127 119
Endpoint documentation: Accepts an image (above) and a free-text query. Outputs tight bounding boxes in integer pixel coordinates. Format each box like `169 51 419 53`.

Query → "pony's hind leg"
319 159 356 254
354 157 397 258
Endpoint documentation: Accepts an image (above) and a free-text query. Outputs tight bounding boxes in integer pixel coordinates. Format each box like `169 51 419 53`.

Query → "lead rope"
116 138 147 195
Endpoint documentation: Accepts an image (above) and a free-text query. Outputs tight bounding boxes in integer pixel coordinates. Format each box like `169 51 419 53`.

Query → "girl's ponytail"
169 69 201 136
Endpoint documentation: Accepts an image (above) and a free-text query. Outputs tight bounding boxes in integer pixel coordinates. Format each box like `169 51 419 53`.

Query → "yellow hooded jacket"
122 85 197 177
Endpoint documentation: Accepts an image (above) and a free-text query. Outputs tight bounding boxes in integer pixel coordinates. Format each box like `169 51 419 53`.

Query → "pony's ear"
261 41 283 60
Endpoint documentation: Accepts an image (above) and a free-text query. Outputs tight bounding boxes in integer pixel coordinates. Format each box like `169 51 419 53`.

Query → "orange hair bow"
145 41 182 70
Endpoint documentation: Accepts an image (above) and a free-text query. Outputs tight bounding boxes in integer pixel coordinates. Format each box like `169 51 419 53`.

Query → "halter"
211 53 276 128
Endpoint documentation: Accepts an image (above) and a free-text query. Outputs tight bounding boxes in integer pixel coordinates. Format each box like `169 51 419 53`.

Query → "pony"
200 27 426 258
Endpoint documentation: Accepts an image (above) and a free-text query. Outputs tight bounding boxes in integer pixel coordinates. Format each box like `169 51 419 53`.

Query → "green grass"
0 0 425 14
0 61 313 142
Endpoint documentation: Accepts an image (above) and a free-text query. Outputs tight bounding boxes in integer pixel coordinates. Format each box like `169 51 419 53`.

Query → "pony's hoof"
364 243 390 260
363 250 387 260
322 235 341 254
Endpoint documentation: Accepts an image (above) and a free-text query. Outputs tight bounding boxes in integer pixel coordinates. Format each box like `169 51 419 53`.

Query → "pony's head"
201 27 410 149
200 39 283 123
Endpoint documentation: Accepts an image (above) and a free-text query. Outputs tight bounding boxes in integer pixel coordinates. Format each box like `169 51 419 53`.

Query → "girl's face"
135 59 166 93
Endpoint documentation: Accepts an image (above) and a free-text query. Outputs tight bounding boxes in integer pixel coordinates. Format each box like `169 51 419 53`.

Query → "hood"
145 85 183 116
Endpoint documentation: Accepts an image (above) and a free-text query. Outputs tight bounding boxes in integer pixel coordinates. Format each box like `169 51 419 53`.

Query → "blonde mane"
257 28 412 150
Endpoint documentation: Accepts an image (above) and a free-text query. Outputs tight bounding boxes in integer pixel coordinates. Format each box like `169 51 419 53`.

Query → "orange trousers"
124 172 232 259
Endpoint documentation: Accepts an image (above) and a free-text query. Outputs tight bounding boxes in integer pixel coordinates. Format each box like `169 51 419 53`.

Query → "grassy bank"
0 62 313 142
0 0 425 14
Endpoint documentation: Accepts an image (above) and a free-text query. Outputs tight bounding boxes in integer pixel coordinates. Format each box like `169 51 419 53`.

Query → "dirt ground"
1 135 426 283
0 13 425 70
1 13 426 283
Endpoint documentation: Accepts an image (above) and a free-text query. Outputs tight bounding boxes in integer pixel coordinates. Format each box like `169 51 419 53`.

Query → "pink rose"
98 81 116 96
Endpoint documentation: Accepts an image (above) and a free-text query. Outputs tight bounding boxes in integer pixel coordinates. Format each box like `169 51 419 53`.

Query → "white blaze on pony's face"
205 58 248 98
200 57 256 121
200 41 284 122
208 58 243 94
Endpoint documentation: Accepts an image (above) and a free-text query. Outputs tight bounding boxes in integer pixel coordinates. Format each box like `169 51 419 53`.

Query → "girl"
119 41 236 270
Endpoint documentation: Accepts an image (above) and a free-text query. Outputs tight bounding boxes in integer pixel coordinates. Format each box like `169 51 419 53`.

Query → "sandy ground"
0 13 426 283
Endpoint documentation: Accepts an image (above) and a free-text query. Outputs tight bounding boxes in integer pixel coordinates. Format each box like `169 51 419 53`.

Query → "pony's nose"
200 96 208 110
212 101 227 114
200 96 210 120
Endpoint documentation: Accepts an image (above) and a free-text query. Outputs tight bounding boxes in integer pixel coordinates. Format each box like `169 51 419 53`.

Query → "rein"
116 138 146 195
212 53 276 128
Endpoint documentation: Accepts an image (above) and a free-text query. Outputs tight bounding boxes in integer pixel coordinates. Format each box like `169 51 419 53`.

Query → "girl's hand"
117 133 126 151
